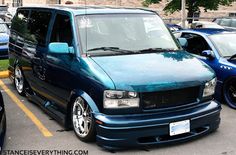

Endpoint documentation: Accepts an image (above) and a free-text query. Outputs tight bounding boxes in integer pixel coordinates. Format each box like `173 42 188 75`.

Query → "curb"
0 71 9 79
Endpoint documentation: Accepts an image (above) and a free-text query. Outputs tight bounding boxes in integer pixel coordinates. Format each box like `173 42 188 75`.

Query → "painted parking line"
0 80 53 137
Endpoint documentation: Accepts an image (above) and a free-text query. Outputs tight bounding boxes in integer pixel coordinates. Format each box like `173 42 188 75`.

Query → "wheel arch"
65 89 100 128
13 59 20 68
9 59 20 80
222 75 236 108
222 75 236 91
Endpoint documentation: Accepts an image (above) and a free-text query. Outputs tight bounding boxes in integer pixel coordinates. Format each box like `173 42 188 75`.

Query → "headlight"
103 90 139 109
203 78 217 97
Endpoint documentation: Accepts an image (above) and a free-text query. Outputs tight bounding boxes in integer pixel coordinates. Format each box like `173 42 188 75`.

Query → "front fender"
69 89 100 113
65 89 100 128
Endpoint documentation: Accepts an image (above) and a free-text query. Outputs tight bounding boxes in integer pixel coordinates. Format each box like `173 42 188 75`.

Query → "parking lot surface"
0 78 235 155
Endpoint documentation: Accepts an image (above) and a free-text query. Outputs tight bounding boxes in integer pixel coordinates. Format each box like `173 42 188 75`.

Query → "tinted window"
28 10 52 46
50 14 73 46
181 33 211 56
11 9 29 34
220 19 231 26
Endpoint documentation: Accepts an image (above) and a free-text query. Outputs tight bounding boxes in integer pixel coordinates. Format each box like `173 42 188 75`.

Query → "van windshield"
77 14 179 55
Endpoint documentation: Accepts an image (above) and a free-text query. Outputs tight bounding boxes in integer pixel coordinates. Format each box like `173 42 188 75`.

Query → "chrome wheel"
14 66 24 94
72 97 92 138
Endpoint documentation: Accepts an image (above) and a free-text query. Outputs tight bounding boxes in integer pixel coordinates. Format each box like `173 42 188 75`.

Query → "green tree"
143 0 236 22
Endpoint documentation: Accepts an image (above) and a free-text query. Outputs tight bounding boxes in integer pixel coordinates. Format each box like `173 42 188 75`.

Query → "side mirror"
202 50 215 59
177 38 188 48
48 42 70 54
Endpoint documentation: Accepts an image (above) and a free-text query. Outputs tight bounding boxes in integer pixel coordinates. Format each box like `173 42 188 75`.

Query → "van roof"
18 5 156 15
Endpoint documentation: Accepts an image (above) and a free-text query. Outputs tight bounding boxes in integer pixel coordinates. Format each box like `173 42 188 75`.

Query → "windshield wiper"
87 47 135 54
228 54 236 60
136 48 178 53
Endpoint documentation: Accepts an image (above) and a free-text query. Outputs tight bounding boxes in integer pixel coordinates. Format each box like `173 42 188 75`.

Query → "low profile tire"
223 78 236 109
72 97 95 142
14 65 25 96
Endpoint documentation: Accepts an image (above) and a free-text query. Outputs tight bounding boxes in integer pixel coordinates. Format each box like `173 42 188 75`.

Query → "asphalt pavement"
0 78 235 155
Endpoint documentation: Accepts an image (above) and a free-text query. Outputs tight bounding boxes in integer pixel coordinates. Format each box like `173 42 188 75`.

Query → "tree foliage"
144 0 236 17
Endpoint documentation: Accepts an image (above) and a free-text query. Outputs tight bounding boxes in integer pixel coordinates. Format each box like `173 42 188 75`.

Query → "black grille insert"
142 86 200 110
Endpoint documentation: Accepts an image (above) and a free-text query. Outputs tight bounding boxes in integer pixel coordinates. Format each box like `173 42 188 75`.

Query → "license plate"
169 120 190 136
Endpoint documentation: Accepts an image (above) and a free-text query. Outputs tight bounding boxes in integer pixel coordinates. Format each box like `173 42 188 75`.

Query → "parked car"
175 28 236 109
9 6 221 150
190 21 224 29
213 17 236 31
4 7 17 27
0 92 6 152
0 18 9 60
166 23 183 32
0 5 8 21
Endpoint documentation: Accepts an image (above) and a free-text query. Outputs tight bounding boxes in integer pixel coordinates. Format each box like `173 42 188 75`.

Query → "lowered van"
9 6 221 149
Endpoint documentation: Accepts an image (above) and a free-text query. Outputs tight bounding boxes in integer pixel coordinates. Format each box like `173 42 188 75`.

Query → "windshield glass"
0 23 8 33
77 14 179 55
209 33 236 57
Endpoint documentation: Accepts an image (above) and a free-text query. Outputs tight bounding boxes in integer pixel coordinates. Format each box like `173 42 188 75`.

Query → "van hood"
91 51 215 92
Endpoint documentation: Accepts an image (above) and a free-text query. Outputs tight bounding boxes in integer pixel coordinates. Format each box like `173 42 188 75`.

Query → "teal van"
9 6 221 150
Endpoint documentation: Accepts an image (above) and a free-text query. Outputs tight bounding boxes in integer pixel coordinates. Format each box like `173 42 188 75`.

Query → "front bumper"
94 100 221 150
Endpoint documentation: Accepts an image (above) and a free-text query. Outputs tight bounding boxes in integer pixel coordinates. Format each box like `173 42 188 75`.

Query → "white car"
178 21 224 29
191 21 224 29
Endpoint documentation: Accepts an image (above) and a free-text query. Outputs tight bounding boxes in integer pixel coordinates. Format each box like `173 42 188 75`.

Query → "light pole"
181 0 186 28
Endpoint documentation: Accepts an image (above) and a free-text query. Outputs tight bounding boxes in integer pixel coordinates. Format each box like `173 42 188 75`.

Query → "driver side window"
50 13 73 46
181 33 211 56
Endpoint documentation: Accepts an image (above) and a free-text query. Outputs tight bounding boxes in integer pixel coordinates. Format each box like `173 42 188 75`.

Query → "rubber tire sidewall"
223 78 236 109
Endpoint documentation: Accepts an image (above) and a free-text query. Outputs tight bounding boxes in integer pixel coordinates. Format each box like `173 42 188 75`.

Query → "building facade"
1 0 236 21
2 0 128 7
3 0 61 7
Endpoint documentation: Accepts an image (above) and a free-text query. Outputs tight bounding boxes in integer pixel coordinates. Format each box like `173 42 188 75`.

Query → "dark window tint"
220 19 231 27
229 13 236 17
181 33 211 56
28 10 52 46
11 10 29 33
50 14 73 46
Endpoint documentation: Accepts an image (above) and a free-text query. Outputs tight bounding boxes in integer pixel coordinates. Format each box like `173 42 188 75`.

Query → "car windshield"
0 23 7 33
77 14 179 55
209 33 236 57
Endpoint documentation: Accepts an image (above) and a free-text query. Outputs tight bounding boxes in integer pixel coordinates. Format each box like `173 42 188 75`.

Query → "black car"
0 92 6 152
213 17 236 31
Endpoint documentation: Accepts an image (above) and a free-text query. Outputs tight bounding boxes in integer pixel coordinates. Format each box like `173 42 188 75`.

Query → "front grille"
142 86 200 110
